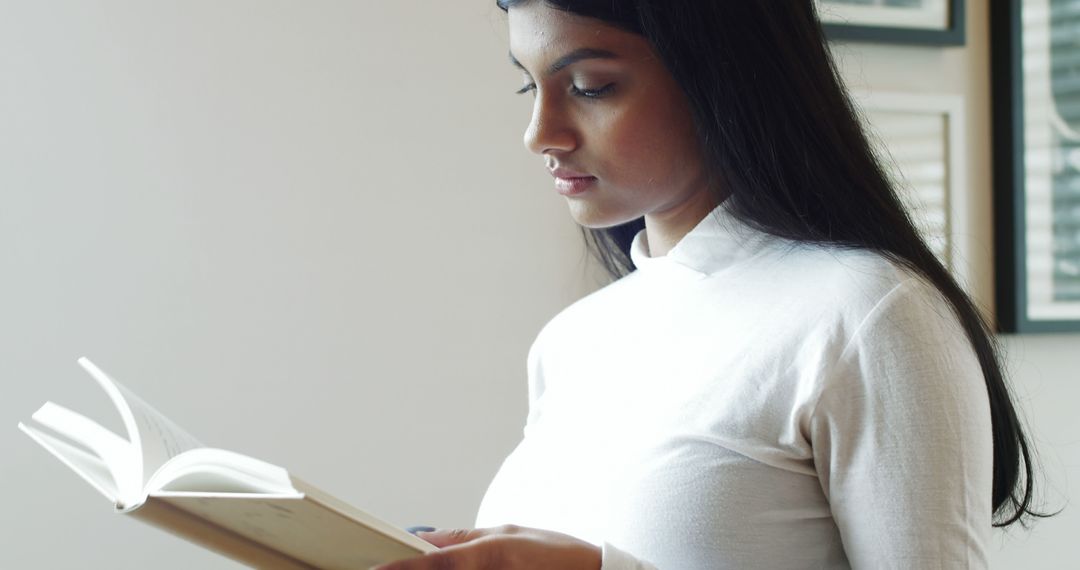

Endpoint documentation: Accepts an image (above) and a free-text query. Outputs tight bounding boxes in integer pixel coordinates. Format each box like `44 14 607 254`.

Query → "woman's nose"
523 95 577 156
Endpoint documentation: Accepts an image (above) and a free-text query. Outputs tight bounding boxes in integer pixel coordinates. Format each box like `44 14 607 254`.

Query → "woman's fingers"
415 524 523 547
372 525 599 570
374 535 502 569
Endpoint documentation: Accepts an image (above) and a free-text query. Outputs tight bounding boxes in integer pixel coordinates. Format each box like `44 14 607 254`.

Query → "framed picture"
850 92 972 290
992 0 1080 333
817 0 966 46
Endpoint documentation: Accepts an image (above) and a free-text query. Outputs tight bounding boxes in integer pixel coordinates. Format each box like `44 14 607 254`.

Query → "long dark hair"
497 0 1049 528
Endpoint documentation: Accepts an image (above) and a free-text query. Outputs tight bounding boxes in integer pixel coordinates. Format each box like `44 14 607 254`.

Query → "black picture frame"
992 0 1080 333
821 0 966 46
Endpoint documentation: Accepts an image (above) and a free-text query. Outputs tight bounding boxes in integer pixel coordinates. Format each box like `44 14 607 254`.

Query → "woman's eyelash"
514 83 615 99
572 83 616 98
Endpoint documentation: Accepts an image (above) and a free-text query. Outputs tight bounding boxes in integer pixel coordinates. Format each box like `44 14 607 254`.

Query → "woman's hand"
372 524 602 570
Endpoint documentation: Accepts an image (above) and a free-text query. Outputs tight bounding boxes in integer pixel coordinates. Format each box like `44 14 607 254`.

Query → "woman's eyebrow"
508 47 620 79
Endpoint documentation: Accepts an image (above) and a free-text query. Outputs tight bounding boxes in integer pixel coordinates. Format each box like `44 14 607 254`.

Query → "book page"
77 357 203 496
145 448 296 496
17 421 120 502
22 401 140 501
114 381 204 484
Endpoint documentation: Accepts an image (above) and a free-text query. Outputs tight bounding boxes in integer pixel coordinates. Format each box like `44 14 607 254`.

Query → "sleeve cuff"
601 542 659 570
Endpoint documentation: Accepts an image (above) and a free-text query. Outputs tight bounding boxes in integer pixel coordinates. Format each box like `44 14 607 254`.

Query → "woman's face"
507 3 713 230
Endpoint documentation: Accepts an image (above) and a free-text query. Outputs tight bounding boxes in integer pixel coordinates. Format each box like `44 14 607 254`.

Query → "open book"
17 357 437 569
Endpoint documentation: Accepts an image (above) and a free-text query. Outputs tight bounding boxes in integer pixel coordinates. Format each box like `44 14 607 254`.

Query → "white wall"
1 1 593 567
0 1 1074 568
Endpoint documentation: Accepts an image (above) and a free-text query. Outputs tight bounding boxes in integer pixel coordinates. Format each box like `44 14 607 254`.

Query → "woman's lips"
554 176 597 196
549 168 596 196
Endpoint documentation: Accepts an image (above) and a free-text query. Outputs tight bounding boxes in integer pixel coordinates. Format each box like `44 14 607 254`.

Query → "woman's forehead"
507 5 644 68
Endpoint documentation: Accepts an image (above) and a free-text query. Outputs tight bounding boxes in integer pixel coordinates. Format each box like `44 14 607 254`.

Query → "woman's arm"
810 278 994 568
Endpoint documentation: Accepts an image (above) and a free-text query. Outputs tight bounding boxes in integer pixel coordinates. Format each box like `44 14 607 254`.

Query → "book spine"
128 498 317 569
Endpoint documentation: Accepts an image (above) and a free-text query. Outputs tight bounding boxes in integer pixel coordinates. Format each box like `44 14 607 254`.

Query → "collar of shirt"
628 198 776 278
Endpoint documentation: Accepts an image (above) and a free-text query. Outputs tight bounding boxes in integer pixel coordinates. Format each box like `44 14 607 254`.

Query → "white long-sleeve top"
474 199 993 569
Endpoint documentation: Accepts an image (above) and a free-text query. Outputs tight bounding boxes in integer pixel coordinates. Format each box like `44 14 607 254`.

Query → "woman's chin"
565 202 639 230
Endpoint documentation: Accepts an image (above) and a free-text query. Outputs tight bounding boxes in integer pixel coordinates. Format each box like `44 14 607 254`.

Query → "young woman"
376 1 1043 568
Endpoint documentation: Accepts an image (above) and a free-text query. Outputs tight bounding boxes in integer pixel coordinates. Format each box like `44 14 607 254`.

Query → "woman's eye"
513 82 616 99
570 83 615 99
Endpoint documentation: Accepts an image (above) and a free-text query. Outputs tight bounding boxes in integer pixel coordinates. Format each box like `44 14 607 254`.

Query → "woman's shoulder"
773 243 964 342
773 240 914 286
742 240 934 308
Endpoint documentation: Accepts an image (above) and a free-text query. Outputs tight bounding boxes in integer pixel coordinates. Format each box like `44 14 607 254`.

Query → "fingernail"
406 525 437 535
